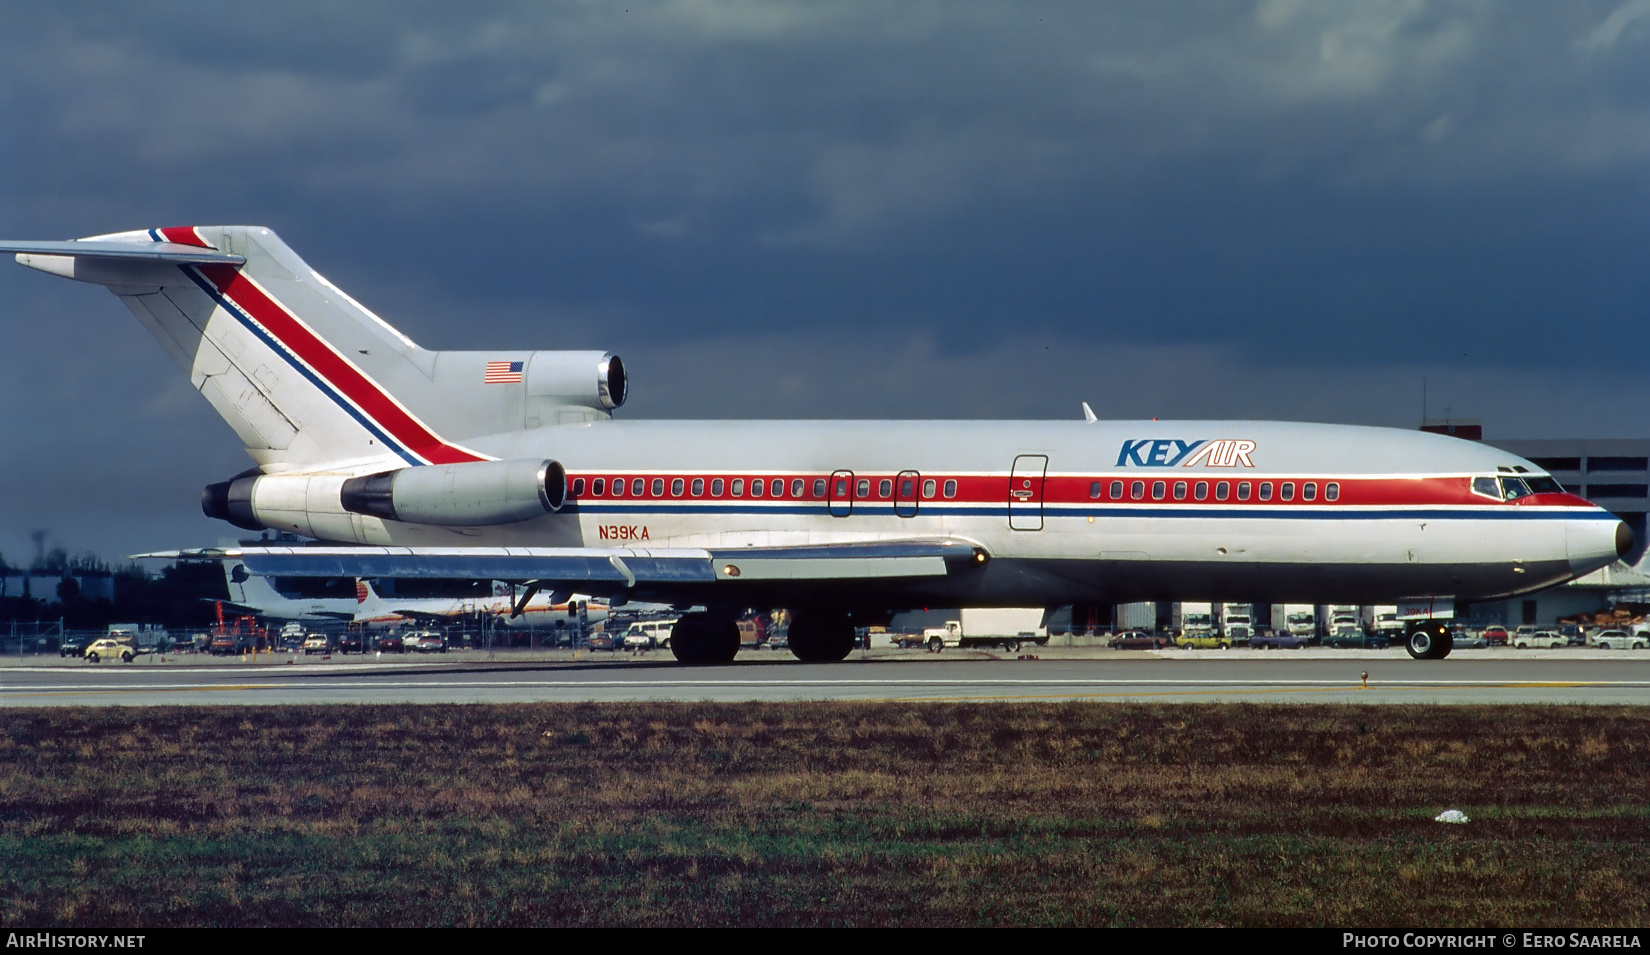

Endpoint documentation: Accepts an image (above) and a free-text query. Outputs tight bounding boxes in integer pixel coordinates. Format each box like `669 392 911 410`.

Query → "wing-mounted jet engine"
202 458 567 537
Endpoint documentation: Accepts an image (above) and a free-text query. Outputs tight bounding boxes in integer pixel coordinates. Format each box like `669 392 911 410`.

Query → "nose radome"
1569 518 1627 578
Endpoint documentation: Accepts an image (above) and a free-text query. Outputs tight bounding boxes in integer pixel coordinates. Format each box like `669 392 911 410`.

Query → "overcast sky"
3 1 1650 564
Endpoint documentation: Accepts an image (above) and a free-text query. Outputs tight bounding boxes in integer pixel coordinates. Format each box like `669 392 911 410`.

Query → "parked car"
58 635 94 658
1174 630 1231 649
403 631 446 653
302 633 331 655
587 632 619 651
1110 630 1171 650
336 635 364 654
83 638 135 663
1322 632 1392 649
1480 626 1510 647
1513 630 1567 649
1589 629 1648 650
373 635 405 653
1248 631 1311 649
1449 631 1489 649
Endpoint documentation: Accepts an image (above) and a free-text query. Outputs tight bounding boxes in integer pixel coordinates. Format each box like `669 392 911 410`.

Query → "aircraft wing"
218 539 983 591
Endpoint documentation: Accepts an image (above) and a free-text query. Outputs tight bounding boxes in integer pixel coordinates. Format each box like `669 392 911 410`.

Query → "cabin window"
1472 477 1502 499
611 478 623 497
1089 481 1102 499
731 479 744 497
796 479 808 498
1173 481 1187 500
710 478 724 497
750 479 763 497
671 478 684 496
651 478 664 497
692 478 705 496
592 478 605 496
573 478 585 496
1258 482 1272 501
1325 482 1340 501
812 478 826 498
900 477 915 497
1237 481 1251 501
1110 480 1124 499
1302 482 1316 501
1131 481 1145 500
943 479 958 498
855 478 870 498
1280 482 1294 501
1194 481 1208 500
1152 481 1166 500
923 479 936 498
877 479 891 498
1216 481 1229 501
632 478 645 496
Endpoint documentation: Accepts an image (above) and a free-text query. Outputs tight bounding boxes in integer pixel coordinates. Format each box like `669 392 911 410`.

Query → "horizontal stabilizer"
1 239 245 265
218 539 980 589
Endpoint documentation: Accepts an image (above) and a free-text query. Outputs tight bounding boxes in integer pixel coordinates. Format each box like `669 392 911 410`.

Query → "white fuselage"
254 418 1624 609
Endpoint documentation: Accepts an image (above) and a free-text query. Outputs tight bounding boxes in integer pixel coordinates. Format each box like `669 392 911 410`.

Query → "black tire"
789 611 856 662
669 612 739 665
927 636 943 652
87 653 99 663
1405 622 1453 660
121 652 133 663
1004 639 1021 653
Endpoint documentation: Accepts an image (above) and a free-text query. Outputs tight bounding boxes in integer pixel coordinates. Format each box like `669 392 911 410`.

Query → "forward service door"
1009 455 1048 530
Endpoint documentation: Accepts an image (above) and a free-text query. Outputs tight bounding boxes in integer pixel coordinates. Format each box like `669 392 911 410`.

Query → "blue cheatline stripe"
179 266 423 467
566 500 1618 522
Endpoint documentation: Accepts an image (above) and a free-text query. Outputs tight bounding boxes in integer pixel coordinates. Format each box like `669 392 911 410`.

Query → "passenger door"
1009 455 1048 530
829 469 854 518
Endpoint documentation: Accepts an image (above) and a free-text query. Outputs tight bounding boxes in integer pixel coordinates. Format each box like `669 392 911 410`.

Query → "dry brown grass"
2 703 1647 926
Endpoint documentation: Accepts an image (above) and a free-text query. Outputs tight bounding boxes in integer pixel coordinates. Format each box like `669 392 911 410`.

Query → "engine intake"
340 458 566 526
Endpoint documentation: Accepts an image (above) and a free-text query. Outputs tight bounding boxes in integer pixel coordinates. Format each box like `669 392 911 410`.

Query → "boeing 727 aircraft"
3 226 1631 663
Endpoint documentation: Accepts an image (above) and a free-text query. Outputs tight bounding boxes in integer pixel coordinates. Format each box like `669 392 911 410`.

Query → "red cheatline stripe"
158 226 208 247
194 263 484 465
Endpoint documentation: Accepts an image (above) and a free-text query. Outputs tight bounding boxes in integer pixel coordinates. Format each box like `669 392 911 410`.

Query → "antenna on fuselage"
1081 402 1097 423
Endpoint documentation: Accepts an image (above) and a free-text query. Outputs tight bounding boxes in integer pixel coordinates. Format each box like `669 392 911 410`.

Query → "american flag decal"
484 360 524 384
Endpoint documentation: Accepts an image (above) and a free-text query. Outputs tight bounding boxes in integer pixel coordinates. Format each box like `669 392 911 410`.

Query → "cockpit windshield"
1523 475 1563 494
1500 477 1532 500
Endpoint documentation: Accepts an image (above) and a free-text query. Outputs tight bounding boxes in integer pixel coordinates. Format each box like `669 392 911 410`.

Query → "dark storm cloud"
3 1 1650 561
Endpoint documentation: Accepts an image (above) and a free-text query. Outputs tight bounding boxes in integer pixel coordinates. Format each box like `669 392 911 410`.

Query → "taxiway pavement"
5 648 1650 706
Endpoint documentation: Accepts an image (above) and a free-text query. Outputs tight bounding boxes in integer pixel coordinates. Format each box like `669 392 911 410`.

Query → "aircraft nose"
1568 517 1631 578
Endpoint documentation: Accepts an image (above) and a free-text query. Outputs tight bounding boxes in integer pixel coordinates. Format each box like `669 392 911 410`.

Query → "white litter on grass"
1435 809 1470 824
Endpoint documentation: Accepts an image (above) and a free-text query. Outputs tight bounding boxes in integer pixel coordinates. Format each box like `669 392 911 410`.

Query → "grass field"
2 703 1647 927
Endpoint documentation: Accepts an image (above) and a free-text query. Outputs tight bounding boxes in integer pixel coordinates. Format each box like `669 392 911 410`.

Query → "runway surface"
6 650 1650 705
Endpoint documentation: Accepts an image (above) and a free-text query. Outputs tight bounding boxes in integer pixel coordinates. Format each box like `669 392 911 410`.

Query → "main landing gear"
1404 620 1454 660
669 611 740 665
786 609 855 663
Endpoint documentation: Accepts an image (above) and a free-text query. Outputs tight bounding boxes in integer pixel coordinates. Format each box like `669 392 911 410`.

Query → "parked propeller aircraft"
4 226 1631 663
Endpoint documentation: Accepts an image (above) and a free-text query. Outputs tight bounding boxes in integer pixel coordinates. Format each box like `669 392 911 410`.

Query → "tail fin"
7 226 626 473
7 226 483 470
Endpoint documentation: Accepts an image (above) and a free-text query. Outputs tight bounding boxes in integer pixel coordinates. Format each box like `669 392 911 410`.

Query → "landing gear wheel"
1404 621 1454 660
1003 639 1021 653
669 612 739 665
789 611 856 662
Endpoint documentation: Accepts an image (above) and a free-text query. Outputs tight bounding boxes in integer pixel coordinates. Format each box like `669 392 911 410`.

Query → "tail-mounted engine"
203 458 566 538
